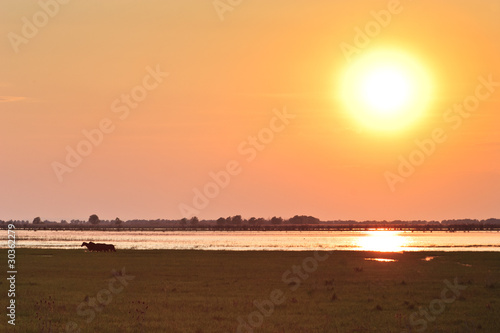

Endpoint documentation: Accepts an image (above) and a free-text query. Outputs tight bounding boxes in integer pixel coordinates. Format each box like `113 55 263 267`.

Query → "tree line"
1 216 499 228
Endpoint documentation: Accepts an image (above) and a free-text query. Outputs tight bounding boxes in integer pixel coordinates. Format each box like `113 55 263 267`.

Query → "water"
2 230 500 251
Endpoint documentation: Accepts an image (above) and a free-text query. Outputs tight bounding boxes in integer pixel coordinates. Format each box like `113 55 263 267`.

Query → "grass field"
1 249 499 332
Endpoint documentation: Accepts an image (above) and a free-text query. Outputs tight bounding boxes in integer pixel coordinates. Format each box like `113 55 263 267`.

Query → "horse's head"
81 242 88 247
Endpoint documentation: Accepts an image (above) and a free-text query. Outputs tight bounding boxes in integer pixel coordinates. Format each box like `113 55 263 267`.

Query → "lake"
3 229 500 251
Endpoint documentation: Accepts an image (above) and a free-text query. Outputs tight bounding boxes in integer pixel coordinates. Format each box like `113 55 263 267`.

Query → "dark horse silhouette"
81 241 116 252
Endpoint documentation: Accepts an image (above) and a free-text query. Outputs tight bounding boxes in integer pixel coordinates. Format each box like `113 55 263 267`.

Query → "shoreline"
4 247 500 252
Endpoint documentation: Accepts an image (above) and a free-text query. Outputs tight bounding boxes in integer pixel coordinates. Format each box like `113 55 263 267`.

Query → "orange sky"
1 0 499 221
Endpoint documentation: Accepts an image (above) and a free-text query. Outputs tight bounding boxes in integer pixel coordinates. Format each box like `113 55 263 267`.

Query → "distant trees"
214 216 244 225
247 217 265 225
88 214 100 225
190 216 199 226
4 216 500 230
442 219 480 225
484 218 500 225
214 215 318 226
231 215 242 225
288 215 320 225
271 216 283 225
255 218 266 225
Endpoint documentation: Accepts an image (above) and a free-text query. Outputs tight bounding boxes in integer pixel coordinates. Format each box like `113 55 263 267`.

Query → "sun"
339 49 433 132
359 66 412 115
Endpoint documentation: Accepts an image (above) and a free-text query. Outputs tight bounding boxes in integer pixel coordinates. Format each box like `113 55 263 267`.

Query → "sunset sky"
1 0 499 221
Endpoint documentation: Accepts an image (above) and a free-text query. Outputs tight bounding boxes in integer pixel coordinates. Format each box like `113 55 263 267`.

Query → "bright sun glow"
360 67 412 114
358 231 407 252
340 49 433 132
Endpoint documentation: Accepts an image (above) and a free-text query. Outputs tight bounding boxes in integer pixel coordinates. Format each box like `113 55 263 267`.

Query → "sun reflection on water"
364 258 397 262
357 231 407 252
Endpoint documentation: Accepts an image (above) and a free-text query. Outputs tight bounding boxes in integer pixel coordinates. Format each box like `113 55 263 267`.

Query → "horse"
81 241 116 252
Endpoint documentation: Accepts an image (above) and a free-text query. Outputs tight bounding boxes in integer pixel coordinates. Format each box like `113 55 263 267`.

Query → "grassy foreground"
1 249 499 332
